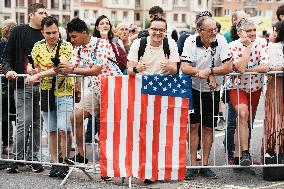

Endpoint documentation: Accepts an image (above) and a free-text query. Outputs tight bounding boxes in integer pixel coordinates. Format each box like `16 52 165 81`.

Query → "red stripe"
113 76 122 177
178 98 189 180
151 96 162 181
100 77 108 177
126 76 135 176
164 96 175 180
138 94 148 179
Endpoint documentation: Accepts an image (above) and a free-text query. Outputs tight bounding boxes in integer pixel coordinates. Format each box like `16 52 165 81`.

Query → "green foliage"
140 19 151 29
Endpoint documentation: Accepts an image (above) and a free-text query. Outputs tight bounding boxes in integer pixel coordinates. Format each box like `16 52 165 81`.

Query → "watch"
133 67 139 73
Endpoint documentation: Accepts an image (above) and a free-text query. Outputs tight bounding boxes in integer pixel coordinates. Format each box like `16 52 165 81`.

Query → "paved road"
1 94 284 189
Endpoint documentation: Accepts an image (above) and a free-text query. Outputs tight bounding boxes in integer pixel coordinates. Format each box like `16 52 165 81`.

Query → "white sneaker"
197 149 202 161
215 119 226 131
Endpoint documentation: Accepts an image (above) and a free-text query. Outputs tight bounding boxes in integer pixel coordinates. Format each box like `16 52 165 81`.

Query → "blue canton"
141 74 192 99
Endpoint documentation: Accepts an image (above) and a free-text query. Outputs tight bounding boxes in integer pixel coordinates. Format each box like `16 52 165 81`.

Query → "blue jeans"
13 86 41 161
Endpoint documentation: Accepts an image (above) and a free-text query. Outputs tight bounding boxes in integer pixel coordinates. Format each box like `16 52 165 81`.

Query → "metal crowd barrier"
0 72 283 187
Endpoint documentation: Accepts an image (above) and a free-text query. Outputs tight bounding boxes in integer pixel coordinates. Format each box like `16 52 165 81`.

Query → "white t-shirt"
127 36 180 74
268 42 284 69
181 34 231 92
229 37 269 92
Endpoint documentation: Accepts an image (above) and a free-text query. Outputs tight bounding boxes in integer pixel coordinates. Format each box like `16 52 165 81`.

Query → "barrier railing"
0 71 283 187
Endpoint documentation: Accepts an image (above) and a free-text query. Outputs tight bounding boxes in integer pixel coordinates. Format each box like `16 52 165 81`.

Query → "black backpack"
138 37 170 61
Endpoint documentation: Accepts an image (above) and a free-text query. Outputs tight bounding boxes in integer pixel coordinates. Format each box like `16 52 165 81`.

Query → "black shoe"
49 165 61 177
7 162 19 173
30 163 44 173
240 151 252 166
185 169 199 180
58 165 69 178
69 153 88 164
199 168 218 179
101 176 112 181
233 167 256 175
144 179 154 184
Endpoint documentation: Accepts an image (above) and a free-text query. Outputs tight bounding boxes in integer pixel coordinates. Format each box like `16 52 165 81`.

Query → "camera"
51 57 60 67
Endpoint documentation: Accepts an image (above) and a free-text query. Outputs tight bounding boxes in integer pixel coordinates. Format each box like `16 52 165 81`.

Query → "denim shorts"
42 96 74 132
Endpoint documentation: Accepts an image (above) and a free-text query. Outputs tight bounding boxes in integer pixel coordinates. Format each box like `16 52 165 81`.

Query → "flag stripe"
152 95 162 180
132 76 142 178
113 77 122 177
171 97 182 180
145 95 155 179
138 93 148 179
126 76 135 176
158 96 168 180
164 96 175 180
178 98 189 180
119 76 128 177
100 78 108 177
106 77 115 177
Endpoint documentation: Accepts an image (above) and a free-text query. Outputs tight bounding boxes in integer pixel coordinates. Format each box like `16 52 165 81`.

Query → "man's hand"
25 74 39 86
58 62 74 74
195 68 211 79
27 63 38 75
6 70 17 80
207 74 217 90
136 57 147 72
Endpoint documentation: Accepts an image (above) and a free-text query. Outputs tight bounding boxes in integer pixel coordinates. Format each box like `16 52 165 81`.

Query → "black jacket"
1 24 43 88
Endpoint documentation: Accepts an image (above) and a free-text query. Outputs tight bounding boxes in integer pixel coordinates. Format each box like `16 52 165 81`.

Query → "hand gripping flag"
100 74 192 180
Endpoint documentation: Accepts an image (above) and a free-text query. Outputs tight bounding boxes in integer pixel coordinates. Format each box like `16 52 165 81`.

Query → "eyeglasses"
150 27 166 33
201 27 218 33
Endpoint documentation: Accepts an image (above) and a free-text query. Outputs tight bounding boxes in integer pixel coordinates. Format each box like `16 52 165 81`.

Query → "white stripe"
106 76 115 177
132 76 142 178
171 97 182 180
119 76 128 177
158 96 168 180
144 94 155 179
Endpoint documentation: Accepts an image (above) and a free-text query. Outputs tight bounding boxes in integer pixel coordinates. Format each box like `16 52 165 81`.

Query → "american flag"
100 74 192 180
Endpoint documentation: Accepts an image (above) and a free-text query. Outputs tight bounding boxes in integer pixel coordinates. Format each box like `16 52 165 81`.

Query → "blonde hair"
1 19 17 35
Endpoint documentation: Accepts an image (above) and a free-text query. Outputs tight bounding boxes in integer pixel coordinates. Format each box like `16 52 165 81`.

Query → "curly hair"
276 5 284 21
67 17 89 34
92 15 113 41
149 6 163 15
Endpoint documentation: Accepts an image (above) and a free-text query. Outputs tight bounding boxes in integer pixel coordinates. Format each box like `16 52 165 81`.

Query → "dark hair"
216 21 221 33
274 21 284 42
93 15 113 41
276 5 284 21
67 17 89 34
28 3 46 14
41 16 58 29
230 25 239 41
150 16 167 29
149 6 163 15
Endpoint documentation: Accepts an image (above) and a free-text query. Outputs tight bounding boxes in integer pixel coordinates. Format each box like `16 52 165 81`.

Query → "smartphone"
51 57 60 67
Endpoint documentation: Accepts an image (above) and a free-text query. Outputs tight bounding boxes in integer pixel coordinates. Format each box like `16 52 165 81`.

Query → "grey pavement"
1 93 284 188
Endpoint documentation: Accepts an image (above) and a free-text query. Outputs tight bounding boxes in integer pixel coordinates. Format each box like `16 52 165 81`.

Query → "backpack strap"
138 37 147 62
163 37 170 59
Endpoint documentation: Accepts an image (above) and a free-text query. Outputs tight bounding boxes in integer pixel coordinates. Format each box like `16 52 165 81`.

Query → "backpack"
138 37 170 61
110 42 127 73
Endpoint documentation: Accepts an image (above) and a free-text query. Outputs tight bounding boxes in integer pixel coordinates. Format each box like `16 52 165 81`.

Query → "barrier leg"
128 176 132 188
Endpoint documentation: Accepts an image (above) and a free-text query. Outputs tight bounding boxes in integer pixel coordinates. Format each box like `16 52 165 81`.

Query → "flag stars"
182 80 187 84
177 84 181 88
164 77 168 81
158 82 162 86
172 89 177 93
173 78 177 82
154 76 159 81
163 87 167 91
144 76 148 80
168 83 172 88
181 89 186 93
153 87 157 91
149 81 153 86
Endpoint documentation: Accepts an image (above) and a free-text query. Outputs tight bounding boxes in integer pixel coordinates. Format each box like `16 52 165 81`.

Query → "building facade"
212 0 283 21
